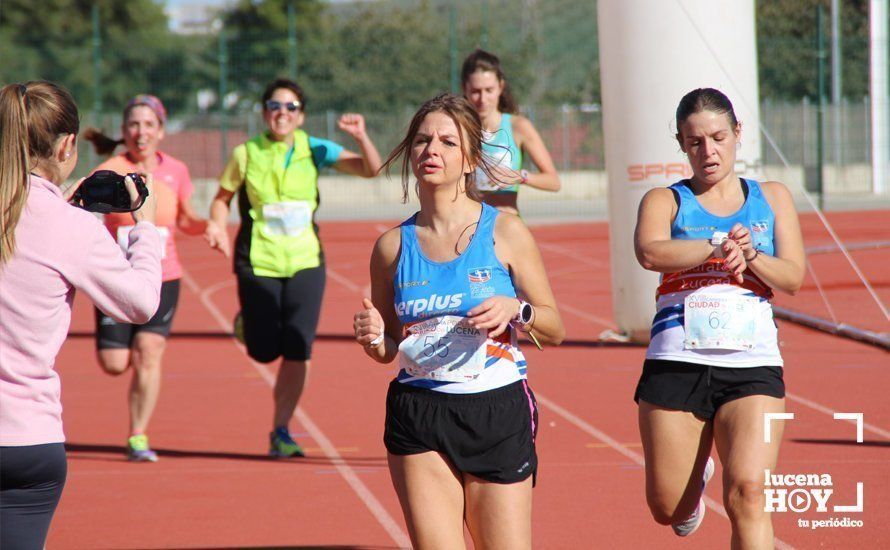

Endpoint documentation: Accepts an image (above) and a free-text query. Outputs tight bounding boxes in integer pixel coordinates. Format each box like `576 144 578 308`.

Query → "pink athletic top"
95 151 193 281
0 175 162 446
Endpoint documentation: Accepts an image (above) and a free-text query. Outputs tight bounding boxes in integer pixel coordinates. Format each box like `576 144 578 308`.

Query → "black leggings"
0 443 67 550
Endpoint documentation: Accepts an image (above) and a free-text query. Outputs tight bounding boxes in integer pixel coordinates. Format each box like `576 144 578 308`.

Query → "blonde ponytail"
0 81 80 265
0 84 32 264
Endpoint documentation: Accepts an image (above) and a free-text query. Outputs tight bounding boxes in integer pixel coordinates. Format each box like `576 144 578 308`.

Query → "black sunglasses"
264 100 302 112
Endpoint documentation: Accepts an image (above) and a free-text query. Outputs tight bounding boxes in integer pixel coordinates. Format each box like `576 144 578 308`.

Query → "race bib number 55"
398 315 488 382
684 293 758 351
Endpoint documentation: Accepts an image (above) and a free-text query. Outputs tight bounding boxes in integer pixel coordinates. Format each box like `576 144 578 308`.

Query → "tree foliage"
757 0 870 100
0 0 875 119
0 0 199 113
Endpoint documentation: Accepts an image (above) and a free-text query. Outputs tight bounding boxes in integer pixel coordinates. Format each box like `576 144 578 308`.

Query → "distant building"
165 1 231 35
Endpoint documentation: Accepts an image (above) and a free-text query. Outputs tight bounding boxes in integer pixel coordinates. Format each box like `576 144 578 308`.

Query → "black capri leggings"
0 443 67 550
236 265 326 363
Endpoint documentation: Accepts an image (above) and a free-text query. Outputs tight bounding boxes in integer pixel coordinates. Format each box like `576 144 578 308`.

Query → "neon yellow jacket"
221 130 321 277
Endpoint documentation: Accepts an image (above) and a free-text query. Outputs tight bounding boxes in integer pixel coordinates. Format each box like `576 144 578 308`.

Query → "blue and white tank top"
476 113 522 194
647 179 783 367
393 203 527 393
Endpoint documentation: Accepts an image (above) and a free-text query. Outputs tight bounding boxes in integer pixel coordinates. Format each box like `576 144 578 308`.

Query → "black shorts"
384 379 539 485
634 359 785 420
95 279 180 349
0 443 67 550
236 265 326 363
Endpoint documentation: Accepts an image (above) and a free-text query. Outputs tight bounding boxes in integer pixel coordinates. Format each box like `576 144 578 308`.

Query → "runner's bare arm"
356 227 402 363
333 114 383 178
513 115 561 192
177 197 209 235
635 187 720 273
481 213 564 345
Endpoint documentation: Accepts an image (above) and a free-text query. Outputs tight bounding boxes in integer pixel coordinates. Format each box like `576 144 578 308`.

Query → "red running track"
49 212 889 549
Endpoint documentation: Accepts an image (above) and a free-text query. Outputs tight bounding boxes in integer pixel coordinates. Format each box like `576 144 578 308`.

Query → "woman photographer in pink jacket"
0 81 162 550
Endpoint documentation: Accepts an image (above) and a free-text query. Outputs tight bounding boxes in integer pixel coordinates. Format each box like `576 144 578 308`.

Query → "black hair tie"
18 84 27 97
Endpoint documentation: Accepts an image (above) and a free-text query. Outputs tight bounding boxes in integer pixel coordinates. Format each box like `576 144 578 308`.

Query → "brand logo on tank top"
468 267 491 283
396 293 463 317
468 267 495 299
681 225 718 233
752 221 769 232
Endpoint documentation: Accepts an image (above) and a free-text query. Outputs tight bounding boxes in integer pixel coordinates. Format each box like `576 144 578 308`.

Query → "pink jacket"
0 175 162 446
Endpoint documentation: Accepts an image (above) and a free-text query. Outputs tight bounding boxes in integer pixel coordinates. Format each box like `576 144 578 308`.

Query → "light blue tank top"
393 203 526 392
476 113 522 194
648 178 783 367
670 178 775 256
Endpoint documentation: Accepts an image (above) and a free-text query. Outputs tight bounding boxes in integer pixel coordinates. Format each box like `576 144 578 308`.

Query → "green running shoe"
269 427 305 458
127 434 158 462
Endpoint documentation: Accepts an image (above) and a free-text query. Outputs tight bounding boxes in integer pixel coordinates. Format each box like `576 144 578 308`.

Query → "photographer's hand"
63 178 86 204
128 174 157 224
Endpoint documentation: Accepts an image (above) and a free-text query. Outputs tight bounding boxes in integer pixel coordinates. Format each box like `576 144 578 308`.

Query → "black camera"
73 170 149 213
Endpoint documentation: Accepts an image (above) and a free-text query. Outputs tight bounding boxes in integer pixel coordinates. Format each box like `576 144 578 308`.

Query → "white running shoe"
672 456 715 537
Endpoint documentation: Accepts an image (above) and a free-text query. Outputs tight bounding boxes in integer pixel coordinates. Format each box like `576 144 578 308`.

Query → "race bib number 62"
684 293 758 351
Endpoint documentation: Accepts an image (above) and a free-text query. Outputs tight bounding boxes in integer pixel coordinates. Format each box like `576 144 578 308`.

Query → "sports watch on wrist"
710 231 729 259
514 300 534 330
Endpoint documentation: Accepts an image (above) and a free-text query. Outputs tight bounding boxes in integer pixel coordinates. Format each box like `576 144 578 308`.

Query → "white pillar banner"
597 0 763 342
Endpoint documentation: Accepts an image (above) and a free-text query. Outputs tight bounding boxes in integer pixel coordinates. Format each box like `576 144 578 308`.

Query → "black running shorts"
95 279 181 349
236 265 326 363
385 379 539 485
634 359 785 420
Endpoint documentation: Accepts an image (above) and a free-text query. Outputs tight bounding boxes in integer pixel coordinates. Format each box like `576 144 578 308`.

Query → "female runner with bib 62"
633 88 805 549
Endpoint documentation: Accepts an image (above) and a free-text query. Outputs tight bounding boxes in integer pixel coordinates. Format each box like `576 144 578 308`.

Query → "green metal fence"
2 0 884 218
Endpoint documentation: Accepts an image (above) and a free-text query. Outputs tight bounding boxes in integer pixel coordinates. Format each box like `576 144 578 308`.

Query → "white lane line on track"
557 301 617 330
313 262 796 548
786 392 890 440
560 235 890 439
181 271 411 549
538 241 608 268
327 266 364 294
534 392 795 550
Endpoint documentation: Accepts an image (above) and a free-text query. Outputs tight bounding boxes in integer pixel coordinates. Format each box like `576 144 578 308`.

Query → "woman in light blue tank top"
461 49 561 214
352 94 564 549
633 88 805 547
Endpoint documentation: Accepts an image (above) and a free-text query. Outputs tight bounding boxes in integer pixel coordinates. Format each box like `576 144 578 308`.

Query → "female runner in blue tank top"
461 49 561 214
633 88 805 547
353 94 564 549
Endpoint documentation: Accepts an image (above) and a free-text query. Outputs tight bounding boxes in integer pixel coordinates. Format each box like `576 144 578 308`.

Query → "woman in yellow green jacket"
209 78 382 457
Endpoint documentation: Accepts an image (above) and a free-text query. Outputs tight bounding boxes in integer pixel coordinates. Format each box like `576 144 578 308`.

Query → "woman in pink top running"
0 81 162 550
83 95 229 462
